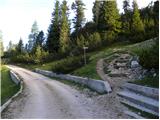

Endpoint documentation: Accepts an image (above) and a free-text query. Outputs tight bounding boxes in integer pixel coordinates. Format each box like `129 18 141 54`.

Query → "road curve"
2 65 130 119
2 65 94 119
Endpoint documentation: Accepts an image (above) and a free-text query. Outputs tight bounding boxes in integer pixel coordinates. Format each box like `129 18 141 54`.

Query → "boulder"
131 61 139 68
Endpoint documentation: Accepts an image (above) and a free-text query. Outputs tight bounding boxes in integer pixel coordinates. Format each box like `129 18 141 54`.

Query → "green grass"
15 62 54 71
73 60 101 79
14 38 159 85
15 42 128 80
1 65 20 105
130 75 159 88
72 43 131 79
125 38 159 88
122 102 159 119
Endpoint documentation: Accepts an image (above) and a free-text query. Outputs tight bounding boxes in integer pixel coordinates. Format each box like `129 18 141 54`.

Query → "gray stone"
121 99 159 116
109 72 128 77
10 70 21 85
35 69 112 94
122 83 159 100
153 73 157 77
131 61 139 68
117 91 159 113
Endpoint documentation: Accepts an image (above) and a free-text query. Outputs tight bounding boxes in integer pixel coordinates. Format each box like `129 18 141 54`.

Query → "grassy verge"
122 103 159 119
125 38 159 88
130 76 159 88
72 44 128 79
14 39 158 84
1 65 20 105
15 42 128 79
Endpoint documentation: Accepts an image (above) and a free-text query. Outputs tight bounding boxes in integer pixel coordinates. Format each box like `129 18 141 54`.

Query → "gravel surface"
96 53 144 119
2 65 130 119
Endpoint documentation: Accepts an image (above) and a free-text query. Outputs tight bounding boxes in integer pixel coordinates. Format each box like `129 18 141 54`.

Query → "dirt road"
2 65 130 119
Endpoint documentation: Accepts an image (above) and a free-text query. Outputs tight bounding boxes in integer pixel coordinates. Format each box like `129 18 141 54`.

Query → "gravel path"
2 65 130 119
96 53 138 119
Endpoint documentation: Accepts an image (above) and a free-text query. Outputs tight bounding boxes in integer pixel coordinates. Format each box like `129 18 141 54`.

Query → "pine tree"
99 0 121 42
132 0 144 33
47 0 61 53
16 38 24 54
34 45 42 64
88 32 101 49
0 31 4 57
59 0 70 54
130 0 145 42
7 41 13 52
92 0 102 25
28 21 39 52
36 31 45 48
122 0 131 33
71 0 85 34
77 35 88 48
140 3 155 38
153 0 159 35
24 43 28 52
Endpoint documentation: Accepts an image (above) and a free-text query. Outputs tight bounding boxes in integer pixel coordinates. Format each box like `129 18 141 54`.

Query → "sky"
0 0 156 50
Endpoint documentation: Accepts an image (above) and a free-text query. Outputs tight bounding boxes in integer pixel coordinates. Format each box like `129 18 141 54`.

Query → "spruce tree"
99 0 121 42
71 0 85 35
0 31 4 57
153 1 159 35
28 21 39 52
8 41 14 52
122 0 131 33
77 35 88 48
92 0 102 25
59 0 70 54
47 0 61 53
130 0 145 42
34 45 42 64
36 31 45 48
132 0 144 33
16 38 24 54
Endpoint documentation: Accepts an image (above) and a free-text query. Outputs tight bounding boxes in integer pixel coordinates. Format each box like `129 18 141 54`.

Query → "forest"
1 0 159 71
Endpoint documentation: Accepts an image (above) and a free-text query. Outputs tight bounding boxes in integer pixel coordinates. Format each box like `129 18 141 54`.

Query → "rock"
150 68 155 74
131 61 139 68
138 75 143 80
142 69 148 76
153 73 157 77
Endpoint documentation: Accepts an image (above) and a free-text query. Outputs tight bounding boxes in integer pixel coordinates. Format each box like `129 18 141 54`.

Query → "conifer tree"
34 45 42 64
77 35 88 48
153 0 159 35
16 38 24 54
28 21 39 52
131 0 144 42
92 0 102 25
36 31 45 48
71 0 85 34
99 0 121 42
47 0 61 53
132 0 144 33
0 31 4 57
59 0 70 54
122 0 131 33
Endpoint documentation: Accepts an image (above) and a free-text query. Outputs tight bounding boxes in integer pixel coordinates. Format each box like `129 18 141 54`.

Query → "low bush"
136 38 159 70
52 55 90 74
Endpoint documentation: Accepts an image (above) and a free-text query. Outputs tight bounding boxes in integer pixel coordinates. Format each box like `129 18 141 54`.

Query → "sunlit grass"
1 65 20 105
15 38 158 82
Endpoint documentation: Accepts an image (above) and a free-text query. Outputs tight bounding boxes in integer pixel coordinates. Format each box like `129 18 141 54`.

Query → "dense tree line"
4 0 159 64
0 31 4 57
